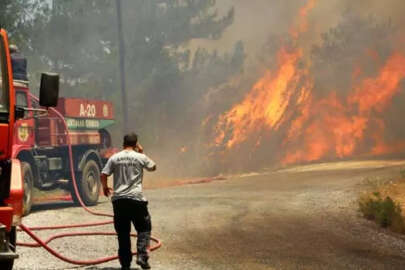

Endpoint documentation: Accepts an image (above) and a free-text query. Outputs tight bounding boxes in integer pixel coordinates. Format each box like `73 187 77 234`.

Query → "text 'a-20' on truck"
11 64 116 215
0 27 59 270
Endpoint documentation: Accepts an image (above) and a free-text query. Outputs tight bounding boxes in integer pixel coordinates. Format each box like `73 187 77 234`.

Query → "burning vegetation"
209 0 405 172
4 0 405 177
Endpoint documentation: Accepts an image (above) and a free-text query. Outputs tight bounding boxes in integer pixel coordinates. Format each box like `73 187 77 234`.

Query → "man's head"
123 132 138 148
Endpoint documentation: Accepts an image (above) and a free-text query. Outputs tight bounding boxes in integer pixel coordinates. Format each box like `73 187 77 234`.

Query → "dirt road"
14 161 405 269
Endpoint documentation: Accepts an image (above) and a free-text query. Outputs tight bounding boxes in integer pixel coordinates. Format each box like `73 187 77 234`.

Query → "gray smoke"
8 0 405 179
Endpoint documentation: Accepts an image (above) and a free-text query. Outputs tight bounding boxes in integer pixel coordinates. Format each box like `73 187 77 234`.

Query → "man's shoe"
136 256 151 269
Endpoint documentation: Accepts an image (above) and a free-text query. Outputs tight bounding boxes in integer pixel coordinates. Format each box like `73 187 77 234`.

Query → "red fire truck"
0 28 59 269
11 79 115 215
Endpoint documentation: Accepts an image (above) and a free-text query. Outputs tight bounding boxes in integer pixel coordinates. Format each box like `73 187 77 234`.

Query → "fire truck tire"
71 159 101 206
22 162 34 216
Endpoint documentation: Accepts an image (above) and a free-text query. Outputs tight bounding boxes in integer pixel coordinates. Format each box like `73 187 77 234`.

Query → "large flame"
215 47 303 148
284 53 405 164
213 0 405 166
215 0 317 149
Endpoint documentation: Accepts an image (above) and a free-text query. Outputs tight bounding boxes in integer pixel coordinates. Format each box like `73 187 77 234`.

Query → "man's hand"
135 143 144 153
101 173 112 197
103 186 113 197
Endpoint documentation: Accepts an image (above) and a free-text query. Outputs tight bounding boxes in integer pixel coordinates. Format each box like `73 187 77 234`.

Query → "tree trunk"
115 0 128 134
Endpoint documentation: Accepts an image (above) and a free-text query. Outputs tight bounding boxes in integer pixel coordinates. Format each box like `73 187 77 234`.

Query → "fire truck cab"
0 27 20 270
0 28 59 270
10 48 115 216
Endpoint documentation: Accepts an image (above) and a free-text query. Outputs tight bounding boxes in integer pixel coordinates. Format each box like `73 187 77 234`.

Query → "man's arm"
101 157 114 197
143 155 157 172
101 173 112 197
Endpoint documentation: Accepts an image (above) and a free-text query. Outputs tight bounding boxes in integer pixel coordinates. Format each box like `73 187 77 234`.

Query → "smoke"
16 0 405 179
222 0 405 60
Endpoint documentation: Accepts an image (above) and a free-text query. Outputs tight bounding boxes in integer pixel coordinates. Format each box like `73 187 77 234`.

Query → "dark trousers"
113 199 152 267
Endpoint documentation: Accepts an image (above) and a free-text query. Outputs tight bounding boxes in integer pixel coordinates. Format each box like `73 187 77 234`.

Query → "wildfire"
349 53 405 113
290 0 317 39
214 0 315 149
213 0 405 166
215 47 303 148
284 53 405 164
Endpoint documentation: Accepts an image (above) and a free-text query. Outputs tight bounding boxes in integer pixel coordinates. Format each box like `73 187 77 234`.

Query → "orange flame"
215 0 316 149
215 47 303 148
283 53 405 164
349 53 405 113
290 0 317 39
370 120 405 155
213 0 405 167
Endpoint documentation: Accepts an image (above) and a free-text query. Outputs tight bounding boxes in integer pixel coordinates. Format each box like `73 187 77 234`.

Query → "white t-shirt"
101 149 156 202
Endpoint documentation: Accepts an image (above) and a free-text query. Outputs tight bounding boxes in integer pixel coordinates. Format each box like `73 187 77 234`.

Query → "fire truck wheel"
22 162 34 216
72 159 101 206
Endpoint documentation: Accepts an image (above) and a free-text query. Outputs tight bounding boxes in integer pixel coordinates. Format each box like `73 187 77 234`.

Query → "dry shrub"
359 192 405 233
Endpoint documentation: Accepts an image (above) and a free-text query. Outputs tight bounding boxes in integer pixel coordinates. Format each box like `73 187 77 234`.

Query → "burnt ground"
14 160 405 270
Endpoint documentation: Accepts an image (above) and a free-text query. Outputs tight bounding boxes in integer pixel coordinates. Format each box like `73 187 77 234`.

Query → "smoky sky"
16 0 405 178
196 0 405 64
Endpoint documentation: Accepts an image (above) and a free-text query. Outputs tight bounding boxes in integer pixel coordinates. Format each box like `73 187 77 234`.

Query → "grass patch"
358 168 405 234
359 192 405 233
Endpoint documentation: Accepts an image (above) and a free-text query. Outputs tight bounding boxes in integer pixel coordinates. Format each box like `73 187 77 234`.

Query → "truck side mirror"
39 72 59 107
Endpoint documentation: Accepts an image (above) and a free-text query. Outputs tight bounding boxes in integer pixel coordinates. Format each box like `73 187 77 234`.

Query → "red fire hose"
16 95 162 265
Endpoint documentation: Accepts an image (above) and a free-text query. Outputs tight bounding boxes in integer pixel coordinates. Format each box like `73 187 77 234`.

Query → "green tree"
3 0 243 177
113 0 238 151
0 0 49 47
29 0 116 96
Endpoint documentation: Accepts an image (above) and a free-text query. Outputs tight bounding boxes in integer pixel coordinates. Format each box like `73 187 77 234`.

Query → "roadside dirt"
14 160 405 270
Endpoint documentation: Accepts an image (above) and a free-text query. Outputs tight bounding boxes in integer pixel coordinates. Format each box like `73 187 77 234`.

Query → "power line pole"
115 0 128 134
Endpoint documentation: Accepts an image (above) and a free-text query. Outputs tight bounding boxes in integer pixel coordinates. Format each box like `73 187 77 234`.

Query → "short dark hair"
123 132 138 147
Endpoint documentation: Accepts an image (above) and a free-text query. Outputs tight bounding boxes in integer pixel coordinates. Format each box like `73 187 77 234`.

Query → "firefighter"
101 132 156 270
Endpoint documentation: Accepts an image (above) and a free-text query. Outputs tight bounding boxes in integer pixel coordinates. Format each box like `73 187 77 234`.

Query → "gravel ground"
14 161 405 270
